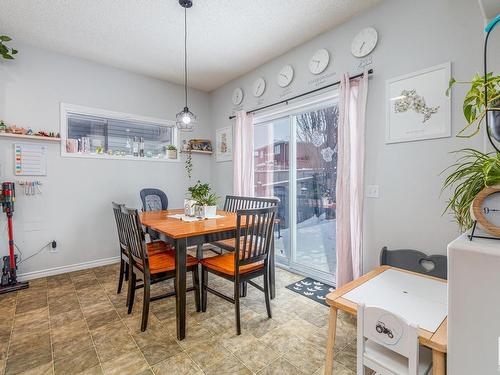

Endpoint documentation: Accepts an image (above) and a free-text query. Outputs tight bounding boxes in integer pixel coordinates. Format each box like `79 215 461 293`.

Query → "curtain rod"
228 69 373 120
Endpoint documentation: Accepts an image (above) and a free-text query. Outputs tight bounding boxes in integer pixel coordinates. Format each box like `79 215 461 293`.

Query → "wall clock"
309 48 330 75
472 185 500 237
351 27 378 58
252 77 266 97
232 87 244 105
277 65 294 88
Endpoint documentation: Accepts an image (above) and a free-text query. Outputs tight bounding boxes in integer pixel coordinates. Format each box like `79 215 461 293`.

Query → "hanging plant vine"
185 150 193 179
0 35 18 60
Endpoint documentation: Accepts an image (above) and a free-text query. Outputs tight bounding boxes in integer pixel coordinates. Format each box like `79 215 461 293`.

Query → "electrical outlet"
366 185 380 199
49 240 58 253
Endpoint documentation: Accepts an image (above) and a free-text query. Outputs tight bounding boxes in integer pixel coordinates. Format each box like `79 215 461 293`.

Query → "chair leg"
201 266 208 312
264 272 272 319
240 281 248 297
124 262 129 281
192 268 201 312
117 258 125 294
141 277 150 332
234 279 241 335
127 272 136 314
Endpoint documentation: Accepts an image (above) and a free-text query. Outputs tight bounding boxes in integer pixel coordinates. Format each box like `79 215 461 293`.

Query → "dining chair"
120 206 200 331
201 206 276 335
140 188 168 240
211 195 280 295
357 303 433 375
111 202 129 297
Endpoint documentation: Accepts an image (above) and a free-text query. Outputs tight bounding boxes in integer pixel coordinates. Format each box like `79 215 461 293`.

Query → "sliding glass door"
253 95 339 284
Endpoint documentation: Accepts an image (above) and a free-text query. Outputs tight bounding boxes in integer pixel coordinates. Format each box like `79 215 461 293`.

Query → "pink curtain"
336 71 368 287
233 110 255 196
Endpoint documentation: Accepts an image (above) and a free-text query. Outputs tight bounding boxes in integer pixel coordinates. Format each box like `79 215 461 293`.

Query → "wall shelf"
0 132 61 142
181 150 213 155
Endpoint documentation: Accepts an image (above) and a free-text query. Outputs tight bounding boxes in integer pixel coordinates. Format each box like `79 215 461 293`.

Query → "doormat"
285 277 335 307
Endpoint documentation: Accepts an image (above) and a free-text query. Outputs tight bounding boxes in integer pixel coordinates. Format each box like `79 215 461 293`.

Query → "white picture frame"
216 126 232 162
385 62 451 144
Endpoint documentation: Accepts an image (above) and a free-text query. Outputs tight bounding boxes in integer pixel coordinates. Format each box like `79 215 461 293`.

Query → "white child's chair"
357 304 433 375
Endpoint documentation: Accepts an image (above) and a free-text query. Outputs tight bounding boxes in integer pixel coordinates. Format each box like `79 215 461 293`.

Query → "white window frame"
60 103 180 163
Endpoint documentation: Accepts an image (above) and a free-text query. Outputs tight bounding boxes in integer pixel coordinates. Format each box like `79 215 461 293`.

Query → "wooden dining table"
324 266 447 375
139 209 276 340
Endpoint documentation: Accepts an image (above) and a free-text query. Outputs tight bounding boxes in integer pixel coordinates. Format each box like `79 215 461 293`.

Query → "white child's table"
324 266 448 375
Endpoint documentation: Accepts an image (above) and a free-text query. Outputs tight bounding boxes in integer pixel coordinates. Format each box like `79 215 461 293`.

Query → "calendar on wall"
14 143 47 176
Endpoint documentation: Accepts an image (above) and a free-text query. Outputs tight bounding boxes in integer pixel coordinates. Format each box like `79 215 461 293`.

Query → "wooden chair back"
223 195 279 212
357 304 419 375
120 206 148 268
235 206 276 273
380 247 447 279
112 202 127 251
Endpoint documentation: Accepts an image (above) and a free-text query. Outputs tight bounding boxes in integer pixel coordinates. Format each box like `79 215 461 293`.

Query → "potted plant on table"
166 144 177 159
187 181 219 218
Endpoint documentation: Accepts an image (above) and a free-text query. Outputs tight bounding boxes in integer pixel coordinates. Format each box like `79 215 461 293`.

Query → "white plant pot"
199 205 217 219
167 150 177 159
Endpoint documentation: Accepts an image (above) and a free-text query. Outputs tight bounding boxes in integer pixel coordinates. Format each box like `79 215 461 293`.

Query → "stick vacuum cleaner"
0 182 29 293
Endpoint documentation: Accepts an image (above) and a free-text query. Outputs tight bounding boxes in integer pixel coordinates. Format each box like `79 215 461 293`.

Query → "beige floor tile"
152 352 203 375
282 337 325 374
335 342 357 370
53 348 99 375
5 346 52 375
203 353 252 375
233 341 279 373
185 336 231 370
100 349 149 375
258 357 306 375
92 321 137 363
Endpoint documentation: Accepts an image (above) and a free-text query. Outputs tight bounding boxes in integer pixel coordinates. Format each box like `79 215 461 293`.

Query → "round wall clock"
351 27 378 58
277 65 294 88
472 185 500 236
309 48 330 75
252 77 266 97
232 87 244 105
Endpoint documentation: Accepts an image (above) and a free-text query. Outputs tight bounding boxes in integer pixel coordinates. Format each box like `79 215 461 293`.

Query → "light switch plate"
366 185 380 198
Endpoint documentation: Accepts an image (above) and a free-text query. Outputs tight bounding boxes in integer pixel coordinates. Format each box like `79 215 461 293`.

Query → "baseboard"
18 256 121 282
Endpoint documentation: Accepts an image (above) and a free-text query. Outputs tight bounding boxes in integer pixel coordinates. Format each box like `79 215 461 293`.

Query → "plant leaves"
0 35 12 42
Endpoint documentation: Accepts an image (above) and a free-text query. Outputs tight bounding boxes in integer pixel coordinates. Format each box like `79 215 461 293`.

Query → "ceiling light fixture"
176 0 196 131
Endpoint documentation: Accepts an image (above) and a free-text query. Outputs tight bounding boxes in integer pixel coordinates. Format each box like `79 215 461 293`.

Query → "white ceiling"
0 0 380 92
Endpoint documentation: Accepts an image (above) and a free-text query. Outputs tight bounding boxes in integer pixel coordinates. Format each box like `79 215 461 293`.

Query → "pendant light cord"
184 6 188 108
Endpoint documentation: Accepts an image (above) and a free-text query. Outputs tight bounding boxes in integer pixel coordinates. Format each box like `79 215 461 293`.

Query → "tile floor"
0 258 358 375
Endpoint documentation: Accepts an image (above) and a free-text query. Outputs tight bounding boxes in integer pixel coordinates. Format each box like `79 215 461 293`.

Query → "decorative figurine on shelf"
0 120 6 133
26 128 33 135
7 125 28 135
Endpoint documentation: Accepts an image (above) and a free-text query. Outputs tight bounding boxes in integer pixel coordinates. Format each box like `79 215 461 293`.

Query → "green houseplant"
187 181 219 218
0 35 18 60
446 73 500 139
442 149 500 231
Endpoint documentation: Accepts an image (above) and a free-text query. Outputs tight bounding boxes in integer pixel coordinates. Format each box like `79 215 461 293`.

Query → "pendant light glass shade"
176 106 196 131
176 1 196 132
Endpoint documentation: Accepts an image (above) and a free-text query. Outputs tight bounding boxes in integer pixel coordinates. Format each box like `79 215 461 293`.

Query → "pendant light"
176 0 196 131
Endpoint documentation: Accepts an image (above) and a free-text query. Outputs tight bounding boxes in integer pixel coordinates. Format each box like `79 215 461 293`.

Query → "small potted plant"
187 181 219 218
167 144 177 159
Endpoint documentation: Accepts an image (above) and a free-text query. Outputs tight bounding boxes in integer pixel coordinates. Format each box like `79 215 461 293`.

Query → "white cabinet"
448 234 500 375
